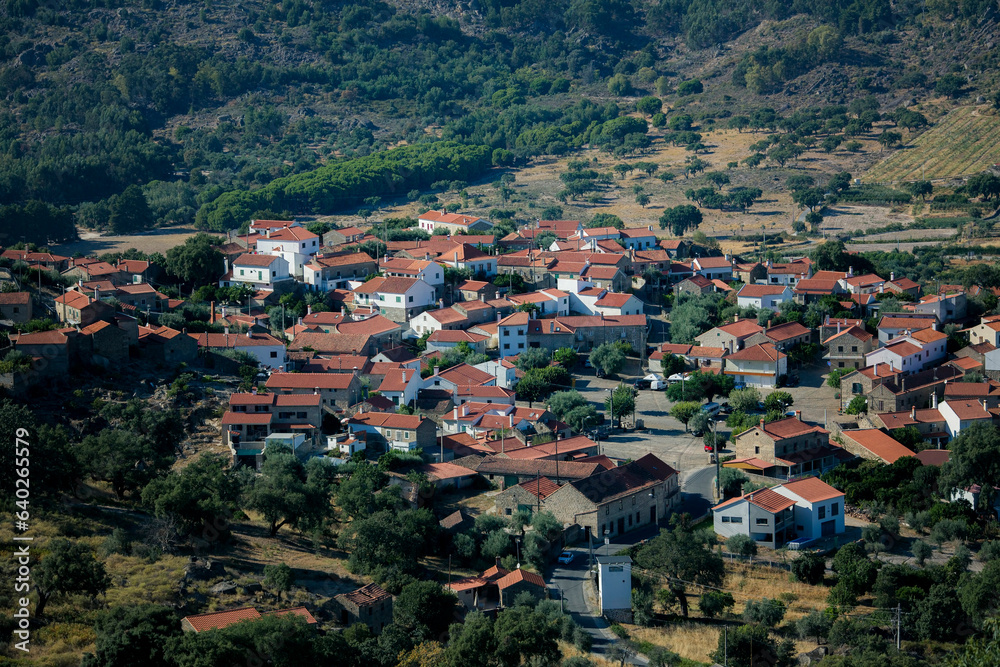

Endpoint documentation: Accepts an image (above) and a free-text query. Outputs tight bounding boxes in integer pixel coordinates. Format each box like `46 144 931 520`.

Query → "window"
297 411 306 419
503 343 510 350
755 446 760 455
831 503 839 516
851 346 857 352
818 506 827 519
852 383 863 394
722 516 731 523
632 496 636 505
605 507 609 515
838 346 843 352
731 516 743 524
240 269 245 276
396 296 401 303
756 518 768 525
408 296 413 303
270 351 278 358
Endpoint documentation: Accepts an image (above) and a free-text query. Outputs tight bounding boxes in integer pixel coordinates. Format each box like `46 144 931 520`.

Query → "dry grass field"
865 106 1000 183
52 225 202 258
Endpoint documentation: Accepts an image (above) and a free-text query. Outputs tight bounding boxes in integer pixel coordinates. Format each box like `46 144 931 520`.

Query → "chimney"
549 321 554 333
848 266 854 277
794 410 801 419
425 252 430 261
932 322 937 331
932 392 938 409
911 406 916 419
246 328 252 338
314 387 320 395
890 272 895 282
453 407 459 420
251 386 257 395
307 304 312 315
509 414 514 428
734 315 739 323
837 321 841 334
434 366 440 376
873 362 878 376
94 287 99 300
759 418 765 429
298 317 302 326
461 403 469 417
210 301 216 324
983 399 988 412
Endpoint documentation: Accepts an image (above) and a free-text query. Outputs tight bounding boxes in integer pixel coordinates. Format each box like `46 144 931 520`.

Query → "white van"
701 402 722 417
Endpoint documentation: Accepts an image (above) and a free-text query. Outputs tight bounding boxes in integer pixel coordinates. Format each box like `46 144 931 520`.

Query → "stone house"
730 415 847 479
495 477 561 517
541 454 679 541
346 412 436 453
333 584 393 634
54 290 113 326
496 569 548 607
837 429 915 464
466 456 607 491
870 407 949 448
744 322 812 352
695 319 765 354
303 251 377 291
81 320 129 366
822 325 873 371
265 372 363 411
138 324 198 364
673 275 715 297
860 366 962 413
0 292 31 323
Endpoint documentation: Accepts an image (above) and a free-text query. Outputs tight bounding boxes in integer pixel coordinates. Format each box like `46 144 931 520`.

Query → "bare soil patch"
53 225 202 257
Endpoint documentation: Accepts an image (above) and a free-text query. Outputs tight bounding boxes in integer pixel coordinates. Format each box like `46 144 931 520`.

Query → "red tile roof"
823 326 873 344
419 210 487 227
727 343 785 362
764 322 810 342
759 416 827 441
183 607 262 632
713 320 765 338
778 476 844 503
348 412 428 429
841 429 915 464
942 399 993 420
267 373 357 390
915 449 950 467
195 332 283 348
0 292 30 305
234 253 282 267
353 276 422 295
221 412 274 425
518 476 561 499
495 568 546 590
737 284 789 297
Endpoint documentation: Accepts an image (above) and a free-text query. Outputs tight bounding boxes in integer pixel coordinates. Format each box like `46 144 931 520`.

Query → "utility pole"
896 603 902 650
713 418 721 501
724 625 728 667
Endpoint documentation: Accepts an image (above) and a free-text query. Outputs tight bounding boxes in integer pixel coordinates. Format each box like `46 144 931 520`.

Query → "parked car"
596 368 606 378
557 552 574 564
786 374 800 387
701 402 722 417
634 378 652 390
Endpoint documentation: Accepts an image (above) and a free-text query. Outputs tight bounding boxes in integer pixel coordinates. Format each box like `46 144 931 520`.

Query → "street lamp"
515 537 521 567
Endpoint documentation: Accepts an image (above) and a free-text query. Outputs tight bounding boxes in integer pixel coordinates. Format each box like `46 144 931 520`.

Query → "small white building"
596 556 633 622
497 312 530 358
736 284 793 311
473 358 519 389
352 277 437 323
771 477 846 542
377 368 423 408
255 225 320 276
865 339 925 374
618 226 658 251
508 290 570 317
939 399 994 438
222 253 291 291
417 210 494 234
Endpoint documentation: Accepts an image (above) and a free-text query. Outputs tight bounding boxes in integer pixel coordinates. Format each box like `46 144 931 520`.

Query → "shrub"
790 552 826 585
743 598 786 627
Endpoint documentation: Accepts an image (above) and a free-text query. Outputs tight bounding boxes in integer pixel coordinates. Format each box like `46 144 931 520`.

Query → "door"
650 506 656 524
617 517 625 535
821 520 835 537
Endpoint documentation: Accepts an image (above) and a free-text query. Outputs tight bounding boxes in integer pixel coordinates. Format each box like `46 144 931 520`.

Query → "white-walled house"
508 290 570 317
417 210 494 234
939 399 994 438
724 343 787 388
865 339 926 374
713 477 844 548
377 368 423 408
192 331 288 371
436 244 498 278
497 312 530 358
596 556 633 619
771 477 846 541
570 288 644 317
221 254 291 291
473 358 519 389
255 225 320 276
736 284 793 310
618 227 658 251
352 277 437 323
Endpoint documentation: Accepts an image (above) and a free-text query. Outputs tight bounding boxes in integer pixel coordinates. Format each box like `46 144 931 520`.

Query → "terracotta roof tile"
183 607 262 632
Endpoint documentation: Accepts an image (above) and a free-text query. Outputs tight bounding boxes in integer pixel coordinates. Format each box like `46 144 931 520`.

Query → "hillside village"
4 203 1000 666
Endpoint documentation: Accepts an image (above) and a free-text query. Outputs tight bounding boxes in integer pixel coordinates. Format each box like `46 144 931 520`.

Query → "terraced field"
866 106 1000 183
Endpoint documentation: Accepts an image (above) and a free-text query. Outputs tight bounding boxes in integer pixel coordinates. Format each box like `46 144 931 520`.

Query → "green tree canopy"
243 444 331 536
164 233 224 286
81 605 180 667
35 538 110 617
589 342 626 376
634 516 725 617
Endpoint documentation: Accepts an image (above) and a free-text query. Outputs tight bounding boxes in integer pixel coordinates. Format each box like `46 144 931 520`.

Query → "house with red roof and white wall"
255 224 320 276
713 477 844 548
193 331 288 371
346 412 436 453
220 253 291 291
352 276 437 323
724 343 787 388
417 210 495 234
